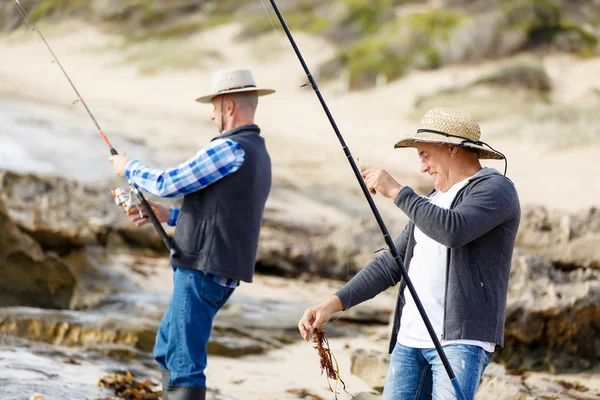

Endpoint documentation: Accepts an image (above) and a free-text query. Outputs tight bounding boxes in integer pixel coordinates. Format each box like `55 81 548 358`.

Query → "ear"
449 145 459 157
227 99 236 116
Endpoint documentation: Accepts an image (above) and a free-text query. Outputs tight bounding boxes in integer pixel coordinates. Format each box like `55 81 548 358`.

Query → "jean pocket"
200 274 232 307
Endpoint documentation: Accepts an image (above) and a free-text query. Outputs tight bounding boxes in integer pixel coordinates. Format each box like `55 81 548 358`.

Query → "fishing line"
12 0 179 258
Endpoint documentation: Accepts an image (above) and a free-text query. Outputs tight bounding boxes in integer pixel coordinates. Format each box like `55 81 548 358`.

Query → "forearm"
124 160 179 197
124 139 245 198
335 252 402 310
394 183 516 248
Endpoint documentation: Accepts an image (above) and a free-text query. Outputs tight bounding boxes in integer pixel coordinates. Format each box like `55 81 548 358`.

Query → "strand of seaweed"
312 327 354 399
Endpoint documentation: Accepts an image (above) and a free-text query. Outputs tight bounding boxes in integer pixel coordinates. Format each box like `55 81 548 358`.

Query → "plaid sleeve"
124 138 245 198
167 207 180 226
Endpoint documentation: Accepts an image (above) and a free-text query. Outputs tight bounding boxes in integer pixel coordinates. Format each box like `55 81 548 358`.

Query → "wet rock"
0 307 158 352
0 345 115 400
84 344 155 362
0 196 76 309
498 253 600 372
0 293 357 360
350 349 389 392
207 330 272 357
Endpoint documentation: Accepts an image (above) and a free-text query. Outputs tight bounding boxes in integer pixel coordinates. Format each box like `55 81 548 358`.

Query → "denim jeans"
383 343 492 400
154 267 235 387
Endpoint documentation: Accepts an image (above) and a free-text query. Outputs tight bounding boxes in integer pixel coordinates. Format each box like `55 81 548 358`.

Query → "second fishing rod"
13 0 178 259
267 1 466 399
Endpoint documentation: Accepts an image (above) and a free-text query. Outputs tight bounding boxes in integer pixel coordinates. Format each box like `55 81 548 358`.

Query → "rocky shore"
0 169 598 399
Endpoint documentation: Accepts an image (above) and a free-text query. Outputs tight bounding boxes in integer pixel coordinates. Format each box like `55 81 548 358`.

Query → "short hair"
228 92 258 112
452 144 480 158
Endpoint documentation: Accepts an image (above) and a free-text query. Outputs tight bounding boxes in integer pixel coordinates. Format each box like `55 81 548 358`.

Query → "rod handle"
109 147 179 257
135 190 180 258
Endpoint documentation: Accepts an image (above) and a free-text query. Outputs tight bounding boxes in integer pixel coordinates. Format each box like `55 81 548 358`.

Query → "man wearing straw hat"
299 108 520 399
110 68 274 400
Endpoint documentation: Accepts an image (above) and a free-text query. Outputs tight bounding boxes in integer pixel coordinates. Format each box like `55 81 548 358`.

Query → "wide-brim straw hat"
195 68 275 104
394 108 504 160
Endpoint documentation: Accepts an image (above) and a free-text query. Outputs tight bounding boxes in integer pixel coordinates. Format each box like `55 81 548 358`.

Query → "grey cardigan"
335 168 520 353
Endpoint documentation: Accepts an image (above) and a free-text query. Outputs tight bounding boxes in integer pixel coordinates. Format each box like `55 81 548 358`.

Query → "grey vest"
169 124 272 282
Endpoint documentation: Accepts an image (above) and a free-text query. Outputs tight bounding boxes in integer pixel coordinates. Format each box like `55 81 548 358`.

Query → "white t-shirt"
397 177 495 353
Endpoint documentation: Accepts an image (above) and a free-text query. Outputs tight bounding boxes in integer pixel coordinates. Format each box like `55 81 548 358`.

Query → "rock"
0 196 77 309
0 337 238 400
516 205 600 270
0 292 360 360
498 252 600 372
0 170 170 254
213 295 356 356
0 344 115 400
335 286 398 326
255 220 323 277
350 349 389 392
0 170 385 280
476 363 600 400
0 307 158 352
313 216 408 279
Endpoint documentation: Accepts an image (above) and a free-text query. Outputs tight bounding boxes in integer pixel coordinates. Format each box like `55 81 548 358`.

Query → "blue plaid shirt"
124 137 244 288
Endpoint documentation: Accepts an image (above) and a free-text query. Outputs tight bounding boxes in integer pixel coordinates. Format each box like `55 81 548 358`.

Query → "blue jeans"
154 267 235 387
383 343 492 400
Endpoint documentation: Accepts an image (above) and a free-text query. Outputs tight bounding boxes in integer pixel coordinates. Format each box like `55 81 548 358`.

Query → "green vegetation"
28 0 88 22
4 0 599 87
239 11 330 39
502 0 598 56
475 58 552 93
324 8 465 89
118 41 222 75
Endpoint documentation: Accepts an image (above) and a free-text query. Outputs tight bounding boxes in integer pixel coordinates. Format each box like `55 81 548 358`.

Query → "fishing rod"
266 1 466 398
12 0 179 259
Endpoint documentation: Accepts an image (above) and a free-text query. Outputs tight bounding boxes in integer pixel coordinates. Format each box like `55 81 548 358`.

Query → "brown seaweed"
311 328 353 399
98 371 161 400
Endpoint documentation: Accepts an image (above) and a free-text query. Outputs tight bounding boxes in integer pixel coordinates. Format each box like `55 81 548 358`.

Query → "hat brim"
195 87 275 104
394 134 504 160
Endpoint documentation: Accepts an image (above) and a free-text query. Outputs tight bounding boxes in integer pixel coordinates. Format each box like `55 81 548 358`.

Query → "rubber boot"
161 369 171 400
167 385 207 400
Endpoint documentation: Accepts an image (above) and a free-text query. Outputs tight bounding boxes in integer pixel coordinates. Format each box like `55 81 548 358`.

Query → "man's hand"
361 168 403 199
298 295 344 342
109 154 131 177
127 200 171 227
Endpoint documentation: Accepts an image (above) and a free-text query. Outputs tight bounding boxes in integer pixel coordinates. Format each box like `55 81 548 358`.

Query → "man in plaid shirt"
110 69 274 400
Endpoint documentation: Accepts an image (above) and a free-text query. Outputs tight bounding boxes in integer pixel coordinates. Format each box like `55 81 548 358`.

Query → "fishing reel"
111 187 144 219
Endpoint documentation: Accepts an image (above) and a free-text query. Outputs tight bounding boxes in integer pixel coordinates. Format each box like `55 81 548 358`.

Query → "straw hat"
195 68 275 104
394 108 504 160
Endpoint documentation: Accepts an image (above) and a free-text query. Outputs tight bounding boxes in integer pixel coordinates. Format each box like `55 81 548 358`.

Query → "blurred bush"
2 0 598 88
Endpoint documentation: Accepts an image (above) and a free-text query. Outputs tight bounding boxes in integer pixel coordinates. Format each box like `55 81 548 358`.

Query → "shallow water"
0 96 176 183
